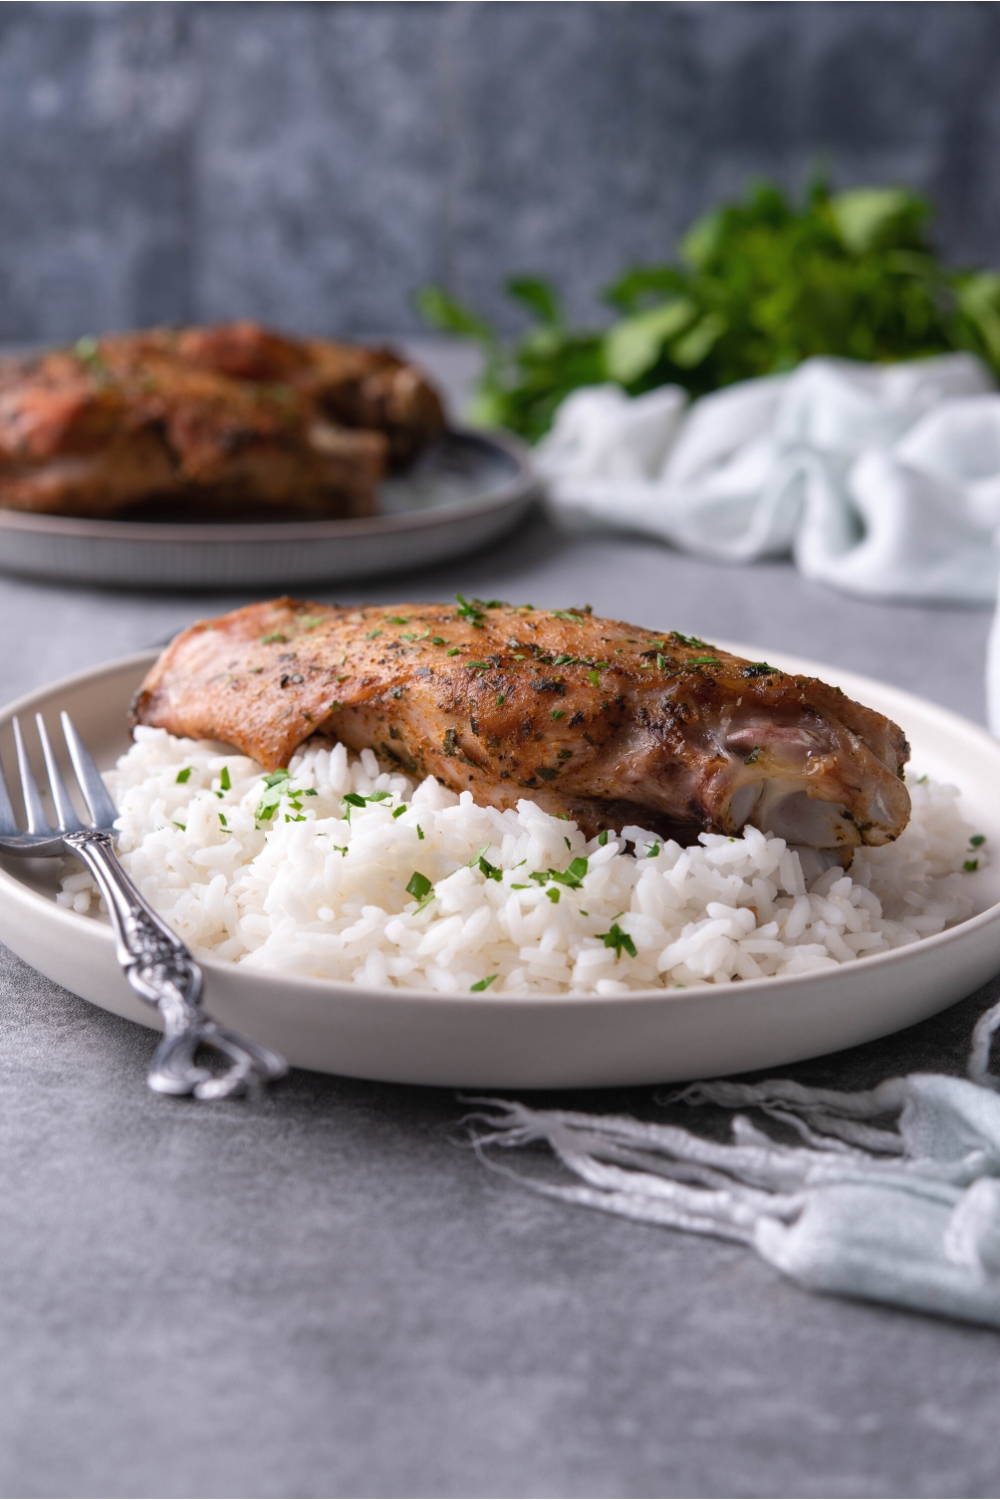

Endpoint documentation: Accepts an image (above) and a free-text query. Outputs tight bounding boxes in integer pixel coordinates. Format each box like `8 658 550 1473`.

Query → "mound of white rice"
57 727 984 995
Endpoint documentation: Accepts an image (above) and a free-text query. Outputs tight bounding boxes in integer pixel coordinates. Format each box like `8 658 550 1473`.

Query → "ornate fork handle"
63 830 287 1100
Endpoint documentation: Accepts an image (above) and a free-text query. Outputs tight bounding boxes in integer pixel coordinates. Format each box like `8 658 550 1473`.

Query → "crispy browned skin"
0 322 445 519
132 598 911 848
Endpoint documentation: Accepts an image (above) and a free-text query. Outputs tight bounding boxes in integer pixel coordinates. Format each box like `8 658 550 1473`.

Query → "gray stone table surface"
1 396 1000 1496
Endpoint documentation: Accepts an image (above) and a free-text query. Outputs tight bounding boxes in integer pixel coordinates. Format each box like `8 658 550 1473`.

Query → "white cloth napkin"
469 998 1000 1329
537 354 1000 605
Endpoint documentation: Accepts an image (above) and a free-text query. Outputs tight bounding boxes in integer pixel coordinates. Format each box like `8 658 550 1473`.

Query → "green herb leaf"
406 871 433 900
455 593 484 621
470 973 499 992
175 767 192 784
597 922 638 960
219 766 231 792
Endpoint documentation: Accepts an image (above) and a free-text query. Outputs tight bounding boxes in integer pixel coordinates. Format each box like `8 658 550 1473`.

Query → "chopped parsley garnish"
971 834 986 847
417 825 425 840
551 709 565 720
343 790 391 811
365 629 383 639
646 842 661 858
597 922 637 960
218 812 227 827
175 767 192 784
466 661 490 674
431 636 446 646
392 804 407 819
598 830 609 846
743 662 776 677
447 648 461 657
965 858 980 872
386 616 410 625
254 768 291 819
74 334 102 366
530 857 589 889
406 871 433 901
656 654 668 671
547 888 561 903
219 766 231 792
687 655 720 666
496 693 506 706
260 631 288 645
470 974 498 992
455 593 485 623
670 632 706 648
551 653 577 666
588 669 601 686
478 854 503 882
552 610 584 622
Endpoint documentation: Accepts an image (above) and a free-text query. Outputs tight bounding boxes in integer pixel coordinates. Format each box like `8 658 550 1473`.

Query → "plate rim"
0 427 535 545
1 641 998 1014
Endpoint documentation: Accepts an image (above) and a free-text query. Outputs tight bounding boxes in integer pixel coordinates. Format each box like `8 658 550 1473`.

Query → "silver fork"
0 711 287 1100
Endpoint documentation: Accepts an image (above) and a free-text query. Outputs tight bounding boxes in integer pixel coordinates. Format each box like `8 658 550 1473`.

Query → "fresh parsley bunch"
416 179 1000 442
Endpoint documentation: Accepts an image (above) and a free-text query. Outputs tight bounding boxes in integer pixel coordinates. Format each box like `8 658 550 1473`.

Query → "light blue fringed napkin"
469 998 1000 1328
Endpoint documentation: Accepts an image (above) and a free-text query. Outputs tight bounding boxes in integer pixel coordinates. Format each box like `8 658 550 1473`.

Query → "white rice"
58 727 985 995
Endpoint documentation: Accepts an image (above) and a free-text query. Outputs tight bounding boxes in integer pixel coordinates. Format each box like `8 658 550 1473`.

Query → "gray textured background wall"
1 1 998 344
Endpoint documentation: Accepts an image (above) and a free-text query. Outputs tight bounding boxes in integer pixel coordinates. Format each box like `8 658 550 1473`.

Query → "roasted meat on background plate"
0 322 445 521
133 598 911 849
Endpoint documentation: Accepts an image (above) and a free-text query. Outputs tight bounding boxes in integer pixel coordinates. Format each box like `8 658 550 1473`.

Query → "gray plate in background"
0 428 537 590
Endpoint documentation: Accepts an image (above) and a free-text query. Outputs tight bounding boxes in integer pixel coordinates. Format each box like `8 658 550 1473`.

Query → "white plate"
0 644 998 1088
0 429 537 589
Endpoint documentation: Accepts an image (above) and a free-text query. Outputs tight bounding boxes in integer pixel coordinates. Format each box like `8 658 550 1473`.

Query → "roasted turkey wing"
0 322 445 519
132 598 911 848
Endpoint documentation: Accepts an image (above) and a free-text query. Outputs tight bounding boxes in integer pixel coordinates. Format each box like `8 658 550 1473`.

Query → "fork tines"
1 713 117 840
